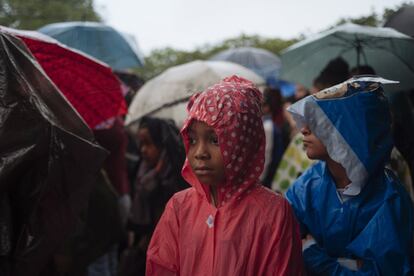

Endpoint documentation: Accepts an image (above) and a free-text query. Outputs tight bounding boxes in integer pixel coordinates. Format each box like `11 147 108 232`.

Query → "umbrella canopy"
1 26 127 129
384 5 414 37
38 21 144 70
126 60 264 127
210 47 281 84
280 23 414 92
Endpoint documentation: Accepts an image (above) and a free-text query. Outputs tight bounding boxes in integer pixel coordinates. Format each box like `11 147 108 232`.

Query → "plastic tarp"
0 31 107 275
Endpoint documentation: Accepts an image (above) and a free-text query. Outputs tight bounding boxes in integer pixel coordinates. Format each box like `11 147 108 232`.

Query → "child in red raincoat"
146 76 304 276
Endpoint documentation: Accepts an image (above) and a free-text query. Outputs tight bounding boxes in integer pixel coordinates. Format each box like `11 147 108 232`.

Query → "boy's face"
301 125 329 160
137 127 161 168
187 120 225 187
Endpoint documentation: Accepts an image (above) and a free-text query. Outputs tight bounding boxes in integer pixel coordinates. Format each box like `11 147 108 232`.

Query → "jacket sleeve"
262 199 305 276
303 243 379 275
285 180 311 238
303 195 413 276
345 196 413 276
146 197 180 276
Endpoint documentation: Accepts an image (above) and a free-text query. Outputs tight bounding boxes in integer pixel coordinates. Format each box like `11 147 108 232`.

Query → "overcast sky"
94 0 408 54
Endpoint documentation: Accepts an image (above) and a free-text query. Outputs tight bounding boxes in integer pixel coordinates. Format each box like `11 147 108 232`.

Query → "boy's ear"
187 92 201 112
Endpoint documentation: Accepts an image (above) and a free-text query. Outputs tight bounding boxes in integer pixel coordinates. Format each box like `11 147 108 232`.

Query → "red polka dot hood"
180 75 265 207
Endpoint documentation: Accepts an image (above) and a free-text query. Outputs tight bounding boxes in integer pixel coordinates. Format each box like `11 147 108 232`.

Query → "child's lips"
194 166 213 175
303 140 311 146
302 140 311 150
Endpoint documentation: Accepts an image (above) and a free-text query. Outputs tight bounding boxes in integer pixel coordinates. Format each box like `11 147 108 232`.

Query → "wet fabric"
146 76 303 275
51 171 123 276
0 31 107 275
94 117 130 195
286 76 414 275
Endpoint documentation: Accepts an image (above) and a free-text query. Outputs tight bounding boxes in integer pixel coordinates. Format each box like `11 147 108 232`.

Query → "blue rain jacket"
286 77 413 275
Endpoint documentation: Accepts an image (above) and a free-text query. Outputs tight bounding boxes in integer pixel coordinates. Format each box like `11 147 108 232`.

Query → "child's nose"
300 125 311 136
195 142 210 159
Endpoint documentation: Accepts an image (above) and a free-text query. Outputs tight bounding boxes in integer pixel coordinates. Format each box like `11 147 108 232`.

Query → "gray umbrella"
210 47 281 83
38 21 144 70
280 23 414 92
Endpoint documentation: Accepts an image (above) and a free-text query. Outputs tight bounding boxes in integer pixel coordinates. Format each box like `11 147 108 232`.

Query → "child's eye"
189 137 196 145
210 136 219 146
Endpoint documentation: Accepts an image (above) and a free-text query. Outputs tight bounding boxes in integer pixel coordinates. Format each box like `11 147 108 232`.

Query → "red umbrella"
1 26 127 129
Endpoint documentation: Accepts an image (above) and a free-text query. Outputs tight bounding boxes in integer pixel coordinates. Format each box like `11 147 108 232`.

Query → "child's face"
137 127 161 168
187 121 225 187
301 125 329 160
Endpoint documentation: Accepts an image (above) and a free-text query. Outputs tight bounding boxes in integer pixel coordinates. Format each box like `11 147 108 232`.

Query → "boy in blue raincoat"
285 76 413 275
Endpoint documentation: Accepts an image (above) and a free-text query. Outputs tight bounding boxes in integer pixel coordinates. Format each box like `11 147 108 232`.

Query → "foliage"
335 13 380 27
332 1 413 28
136 2 411 81
0 0 101 29
135 34 299 81
383 1 413 22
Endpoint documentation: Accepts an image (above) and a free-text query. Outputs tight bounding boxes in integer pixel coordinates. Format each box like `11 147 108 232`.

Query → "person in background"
124 116 187 275
272 57 349 193
260 87 284 188
88 116 130 276
146 76 303 276
286 76 413 275
94 117 131 225
282 84 309 140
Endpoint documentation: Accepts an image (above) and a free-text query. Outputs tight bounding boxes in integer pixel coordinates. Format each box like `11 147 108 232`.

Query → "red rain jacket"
146 76 304 275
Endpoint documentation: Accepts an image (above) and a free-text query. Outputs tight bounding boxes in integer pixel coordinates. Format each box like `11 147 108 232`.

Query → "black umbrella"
384 5 414 37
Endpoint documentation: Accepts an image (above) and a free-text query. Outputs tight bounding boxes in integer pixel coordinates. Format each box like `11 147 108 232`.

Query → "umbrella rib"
363 39 414 73
383 47 414 73
332 34 414 73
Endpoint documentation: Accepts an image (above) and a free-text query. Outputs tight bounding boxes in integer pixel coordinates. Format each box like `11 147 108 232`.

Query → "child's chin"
197 177 218 186
306 152 319 160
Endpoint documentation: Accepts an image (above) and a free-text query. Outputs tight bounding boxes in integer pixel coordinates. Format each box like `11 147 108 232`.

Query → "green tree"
383 1 413 22
332 1 413 28
335 13 380 27
137 3 411 81
136 34 298 81
0 0 101 29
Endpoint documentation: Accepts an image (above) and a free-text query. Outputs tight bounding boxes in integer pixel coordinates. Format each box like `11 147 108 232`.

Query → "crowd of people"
1 27 414 276
79 63 414 275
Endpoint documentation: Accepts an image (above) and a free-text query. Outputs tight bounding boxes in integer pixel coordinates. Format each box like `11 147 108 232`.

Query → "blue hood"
287 76 397 195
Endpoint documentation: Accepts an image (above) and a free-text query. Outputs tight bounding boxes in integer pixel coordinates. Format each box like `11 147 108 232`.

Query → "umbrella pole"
356 38 362 68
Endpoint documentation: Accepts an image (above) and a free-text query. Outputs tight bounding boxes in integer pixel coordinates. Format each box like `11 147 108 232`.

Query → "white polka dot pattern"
181 75 265 207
